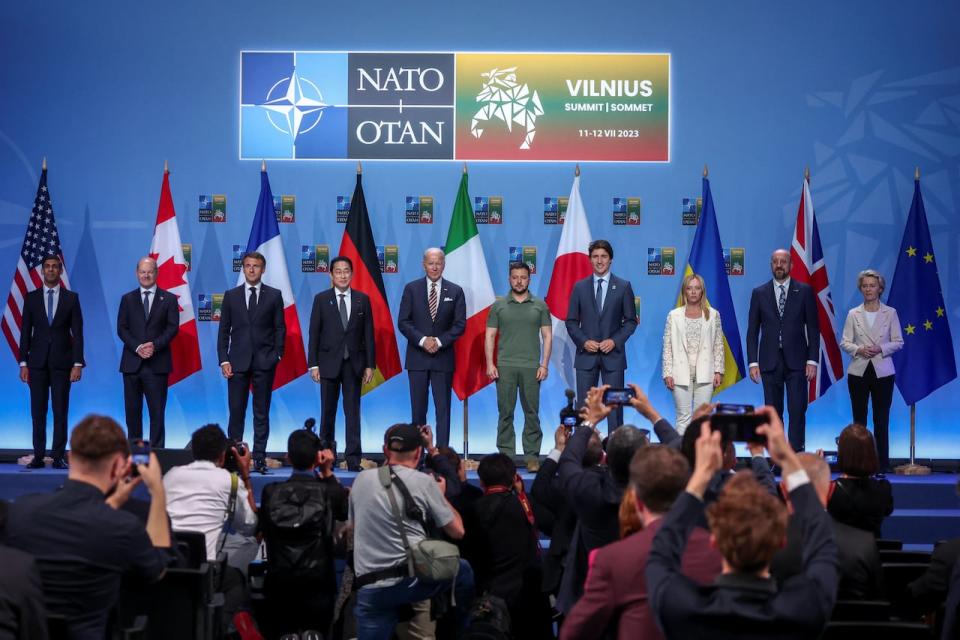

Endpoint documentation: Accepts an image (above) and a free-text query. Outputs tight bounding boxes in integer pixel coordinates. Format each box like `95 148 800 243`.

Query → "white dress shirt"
592 273 609 310
420 277 443 348
163 460 257 562
245 282 261 310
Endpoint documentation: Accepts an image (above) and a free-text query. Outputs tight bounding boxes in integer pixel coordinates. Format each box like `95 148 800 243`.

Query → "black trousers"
29 365 71 460
321 357 362 468
760 349 808 452
848 362 895 469
227 367 276 460
124 370 169 448
408 369 453 448
575 366 624 432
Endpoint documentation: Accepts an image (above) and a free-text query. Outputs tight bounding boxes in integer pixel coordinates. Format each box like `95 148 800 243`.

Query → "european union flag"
887 178 957 405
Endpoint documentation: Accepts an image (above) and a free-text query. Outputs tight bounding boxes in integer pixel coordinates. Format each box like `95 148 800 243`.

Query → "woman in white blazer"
840 269 904 470
661 273 725 433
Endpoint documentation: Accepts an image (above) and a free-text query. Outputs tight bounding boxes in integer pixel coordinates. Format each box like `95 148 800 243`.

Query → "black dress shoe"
52 458 68 470
254 460 270 475
346 464 362 472
26 457 44 469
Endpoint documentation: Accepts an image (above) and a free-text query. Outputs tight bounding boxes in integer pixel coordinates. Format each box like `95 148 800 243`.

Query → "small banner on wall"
240 51 669 162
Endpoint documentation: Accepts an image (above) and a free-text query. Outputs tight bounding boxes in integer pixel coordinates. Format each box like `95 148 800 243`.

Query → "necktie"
248 286 258 315
47 289 54 324
142 291 151 321
339 294 349 359
777 284 786 317
428 282 438 321
595 278 604 312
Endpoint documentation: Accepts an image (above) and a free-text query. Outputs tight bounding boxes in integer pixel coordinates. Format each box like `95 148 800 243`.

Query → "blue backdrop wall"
1 0 958 456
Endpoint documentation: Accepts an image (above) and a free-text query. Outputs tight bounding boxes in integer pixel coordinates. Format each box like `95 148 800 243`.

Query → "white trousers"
672 380 714 434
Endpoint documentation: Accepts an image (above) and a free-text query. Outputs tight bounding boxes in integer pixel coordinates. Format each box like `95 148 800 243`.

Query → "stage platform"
1 463 958 546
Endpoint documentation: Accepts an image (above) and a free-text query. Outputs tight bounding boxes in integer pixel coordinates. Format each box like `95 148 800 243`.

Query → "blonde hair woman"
840 269 903 471
661 274 725 432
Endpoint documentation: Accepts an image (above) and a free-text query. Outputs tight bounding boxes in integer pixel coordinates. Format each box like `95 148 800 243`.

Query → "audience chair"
883 562 933 618
831 599 891 622
876 538 903 551
173 530 208 568
822 621 933 639
880 549 933 565
118 564 223 640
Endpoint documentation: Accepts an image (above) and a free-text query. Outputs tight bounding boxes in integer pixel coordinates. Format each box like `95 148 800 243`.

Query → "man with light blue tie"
565 240 637 431
747 249 819 451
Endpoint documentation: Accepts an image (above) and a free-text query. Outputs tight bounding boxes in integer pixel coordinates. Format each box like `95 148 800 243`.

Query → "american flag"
790 177 843 401
1 167 71 360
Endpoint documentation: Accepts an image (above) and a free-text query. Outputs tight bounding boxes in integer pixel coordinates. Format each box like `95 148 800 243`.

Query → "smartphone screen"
602 388 636 405
130 439 150 476
562 416 577 427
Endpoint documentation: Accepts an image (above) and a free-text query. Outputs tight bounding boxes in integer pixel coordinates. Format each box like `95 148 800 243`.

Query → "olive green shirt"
487 292 551 368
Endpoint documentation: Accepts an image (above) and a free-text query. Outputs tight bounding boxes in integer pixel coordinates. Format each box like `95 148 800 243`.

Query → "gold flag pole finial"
703 164 708 178
804 166 810 181
357 161 363 175
42 157 47 171
164 159 169 174
575 164 580 177
915 166 920 180
261 159 267 172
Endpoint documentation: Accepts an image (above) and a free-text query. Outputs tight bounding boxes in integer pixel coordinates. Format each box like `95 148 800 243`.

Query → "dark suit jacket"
307 288 375 379
909 537 960 614
827 476 894 537
0 543 48 640
18 287 84 369
565 274 637 371
647 483 838 640
746 279 819 371
397 278 465 371
529 456 577 595
216 283 285 372
772 514 882 600
562 520 721 640
117 288 179 374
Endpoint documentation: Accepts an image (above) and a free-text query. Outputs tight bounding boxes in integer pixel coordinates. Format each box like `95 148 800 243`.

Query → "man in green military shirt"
485 262 553 472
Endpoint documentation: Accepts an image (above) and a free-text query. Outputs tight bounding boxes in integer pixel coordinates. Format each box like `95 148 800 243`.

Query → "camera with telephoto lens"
223 438 247 473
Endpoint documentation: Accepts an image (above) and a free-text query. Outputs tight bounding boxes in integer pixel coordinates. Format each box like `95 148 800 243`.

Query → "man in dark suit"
116 257 179 447
397 248 465 448
217 251 285 473
771 453 882 601
562 445 721 640
307 256 375 471
646 407 838 640
746 249 819 451
19 255 84 469
565 240 637 430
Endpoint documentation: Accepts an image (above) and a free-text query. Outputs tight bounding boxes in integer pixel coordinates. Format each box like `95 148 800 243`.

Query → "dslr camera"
223 438 247 473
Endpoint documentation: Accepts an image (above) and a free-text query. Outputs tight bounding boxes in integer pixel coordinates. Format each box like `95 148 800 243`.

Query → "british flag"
790 177 844 401
1 166 71 360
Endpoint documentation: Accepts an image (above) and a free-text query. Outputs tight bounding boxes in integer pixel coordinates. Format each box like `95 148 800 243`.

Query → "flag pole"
894 166 931 476
463 397 469 460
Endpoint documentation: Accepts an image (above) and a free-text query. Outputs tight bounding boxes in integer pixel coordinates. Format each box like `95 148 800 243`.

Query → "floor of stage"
2 463 958 546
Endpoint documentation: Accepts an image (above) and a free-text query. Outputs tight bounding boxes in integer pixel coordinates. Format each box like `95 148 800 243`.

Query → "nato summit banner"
240 51 670 162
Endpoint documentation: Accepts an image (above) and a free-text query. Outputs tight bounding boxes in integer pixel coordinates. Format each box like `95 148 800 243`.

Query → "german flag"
337 172 401 394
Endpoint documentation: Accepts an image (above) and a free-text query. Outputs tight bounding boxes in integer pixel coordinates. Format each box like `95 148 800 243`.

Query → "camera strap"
216 471 239 556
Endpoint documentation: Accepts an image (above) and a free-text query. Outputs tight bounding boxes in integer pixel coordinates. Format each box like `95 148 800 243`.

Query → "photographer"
163 424 259 630
646 407 838 638
556 385 648 613
258 428 347 638
350 423 474 639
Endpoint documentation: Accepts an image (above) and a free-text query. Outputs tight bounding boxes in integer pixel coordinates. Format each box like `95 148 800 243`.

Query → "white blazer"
840 302 904 378
662 307 724 386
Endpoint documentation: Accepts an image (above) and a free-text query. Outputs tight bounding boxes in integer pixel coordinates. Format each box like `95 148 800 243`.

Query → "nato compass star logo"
259 70 327 139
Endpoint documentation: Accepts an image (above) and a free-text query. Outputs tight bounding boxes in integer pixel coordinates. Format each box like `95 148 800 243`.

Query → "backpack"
264 480 333 577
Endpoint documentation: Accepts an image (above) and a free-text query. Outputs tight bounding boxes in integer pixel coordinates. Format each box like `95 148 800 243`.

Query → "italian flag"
444 170 495 400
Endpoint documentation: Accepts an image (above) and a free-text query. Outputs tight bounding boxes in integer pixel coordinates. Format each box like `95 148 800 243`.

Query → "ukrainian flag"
677 175 745 393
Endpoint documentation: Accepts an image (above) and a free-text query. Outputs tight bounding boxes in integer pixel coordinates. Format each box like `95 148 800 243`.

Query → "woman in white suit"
840 269 904 470
661 273 725 433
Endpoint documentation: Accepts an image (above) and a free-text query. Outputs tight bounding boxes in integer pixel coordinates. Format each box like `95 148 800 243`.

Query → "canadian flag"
544 171 594 389
149 167 202 385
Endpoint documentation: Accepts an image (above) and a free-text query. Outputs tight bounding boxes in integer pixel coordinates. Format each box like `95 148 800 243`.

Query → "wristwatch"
579 420 594 430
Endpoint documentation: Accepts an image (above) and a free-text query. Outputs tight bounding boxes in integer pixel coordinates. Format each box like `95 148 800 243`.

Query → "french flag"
241 163 307 389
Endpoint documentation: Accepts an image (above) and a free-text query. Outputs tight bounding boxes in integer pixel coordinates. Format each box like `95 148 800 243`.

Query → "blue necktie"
595 278 604 312
142 291 151 321
47 289 54 324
